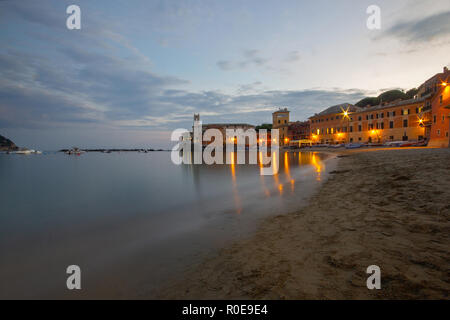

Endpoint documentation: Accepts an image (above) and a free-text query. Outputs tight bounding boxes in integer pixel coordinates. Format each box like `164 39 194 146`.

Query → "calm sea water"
0 150 334 298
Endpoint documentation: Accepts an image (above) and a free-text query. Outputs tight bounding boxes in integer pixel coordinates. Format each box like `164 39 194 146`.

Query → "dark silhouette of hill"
0 134 18 151
355 88 419 108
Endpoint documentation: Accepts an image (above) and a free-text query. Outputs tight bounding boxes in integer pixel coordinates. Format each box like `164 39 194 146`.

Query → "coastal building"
309 103 360 144
427 67 450 147
272 108 290 146
308 67 450 147
310 99 431 144
192 114 255 145
287 121 311 147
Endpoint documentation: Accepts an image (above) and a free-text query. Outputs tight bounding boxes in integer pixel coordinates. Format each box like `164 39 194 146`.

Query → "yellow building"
347 98 431 143
309 99 432 144
309 103 359 144
272 108 290 146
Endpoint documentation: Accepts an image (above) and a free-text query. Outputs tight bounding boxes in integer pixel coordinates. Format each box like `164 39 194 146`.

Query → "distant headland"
0 134 19 151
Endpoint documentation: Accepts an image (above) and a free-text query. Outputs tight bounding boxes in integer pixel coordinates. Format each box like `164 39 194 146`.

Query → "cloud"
285 51 301 62
0 0 371 148
216 49 268 71
236 81 263 94
216 60 234 71
382 11 450 43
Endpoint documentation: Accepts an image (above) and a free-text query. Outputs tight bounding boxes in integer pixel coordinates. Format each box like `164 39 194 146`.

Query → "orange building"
288 121 310 141
309 103 360 144
427 67 450 147
309 67 450 147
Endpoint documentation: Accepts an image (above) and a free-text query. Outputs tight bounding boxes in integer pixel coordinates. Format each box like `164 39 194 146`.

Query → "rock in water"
0 134 19 151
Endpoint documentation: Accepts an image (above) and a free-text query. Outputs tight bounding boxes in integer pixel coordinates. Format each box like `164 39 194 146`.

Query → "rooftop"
273 108 289 114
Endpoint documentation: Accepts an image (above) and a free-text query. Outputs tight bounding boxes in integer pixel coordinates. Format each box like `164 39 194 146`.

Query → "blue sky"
1 0 449 149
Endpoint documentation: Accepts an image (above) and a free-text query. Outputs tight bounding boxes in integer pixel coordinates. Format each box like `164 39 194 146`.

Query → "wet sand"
159 147 450 299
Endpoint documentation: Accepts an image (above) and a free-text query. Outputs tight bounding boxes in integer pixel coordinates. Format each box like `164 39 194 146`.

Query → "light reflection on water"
0 150 332 298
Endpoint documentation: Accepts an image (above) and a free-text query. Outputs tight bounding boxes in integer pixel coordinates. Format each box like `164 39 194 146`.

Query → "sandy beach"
160 147 450 299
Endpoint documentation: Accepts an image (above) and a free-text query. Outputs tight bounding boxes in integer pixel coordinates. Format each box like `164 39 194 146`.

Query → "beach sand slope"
160 148 450 299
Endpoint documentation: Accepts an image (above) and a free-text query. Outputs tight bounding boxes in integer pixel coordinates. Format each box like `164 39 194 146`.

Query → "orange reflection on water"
284 152 295 193
311 152 324 181
270 152 283 195
258 152 271 197
229 152 242 214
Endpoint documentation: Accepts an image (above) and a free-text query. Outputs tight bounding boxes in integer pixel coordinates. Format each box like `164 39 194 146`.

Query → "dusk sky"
1 0 449 149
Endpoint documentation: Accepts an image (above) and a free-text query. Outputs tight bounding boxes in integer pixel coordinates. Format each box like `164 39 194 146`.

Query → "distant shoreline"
58 148 170 153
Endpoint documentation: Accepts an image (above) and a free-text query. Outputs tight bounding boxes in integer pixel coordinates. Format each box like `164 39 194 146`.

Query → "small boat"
65 147 86 155
345 143 362 149
400 142 414 147
415 140 428 147
401 140 428 147
15 149 34 155
329 143 344 148
384 141 404 147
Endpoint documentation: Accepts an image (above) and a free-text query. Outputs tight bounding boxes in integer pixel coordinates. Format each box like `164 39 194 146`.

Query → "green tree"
255 123 272 130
